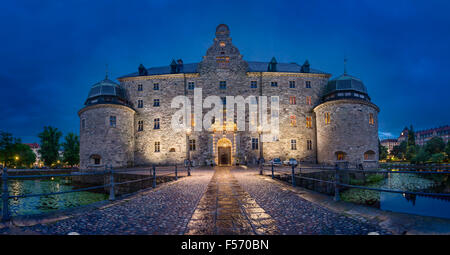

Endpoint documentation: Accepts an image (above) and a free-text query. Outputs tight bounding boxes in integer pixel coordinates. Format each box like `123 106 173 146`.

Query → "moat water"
0 178 107 216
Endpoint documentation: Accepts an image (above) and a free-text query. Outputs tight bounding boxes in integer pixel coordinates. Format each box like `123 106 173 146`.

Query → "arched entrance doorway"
217 138 232 166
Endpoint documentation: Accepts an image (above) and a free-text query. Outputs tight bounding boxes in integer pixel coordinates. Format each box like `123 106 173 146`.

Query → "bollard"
109 165 115 201
152 165 156 188
291 164 296 187
187 161 191 177
334 165 340 201
2 167 10 222
271 162 274 179
175 164 178 180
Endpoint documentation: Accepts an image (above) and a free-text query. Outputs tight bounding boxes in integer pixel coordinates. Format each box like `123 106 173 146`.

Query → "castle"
78 24 379 169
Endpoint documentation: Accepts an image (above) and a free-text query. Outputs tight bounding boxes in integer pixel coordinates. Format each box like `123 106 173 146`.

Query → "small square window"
153 83 160 90
251 138 259 150
306 96 312 105
271 81 278 87
289 81 296 88
189 139 196 151
219 81 227 89
250 81 257 88
109 116 116 127
291 139 297 150
154 118 160 129
306 116 312 128
155 142 160 152
307 140 312 150
138 120 144 131
305 81 311 88
138 100 143 108
188 82 195 90
153 99 160 107
138 84 143 91
289 96 296 105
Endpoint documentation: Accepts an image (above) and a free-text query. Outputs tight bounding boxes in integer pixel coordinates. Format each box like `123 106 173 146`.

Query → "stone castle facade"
78 24 380 169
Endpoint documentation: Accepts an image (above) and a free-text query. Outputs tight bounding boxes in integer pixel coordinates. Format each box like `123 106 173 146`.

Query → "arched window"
335 151 346 161
90 154 101 165
169 148 176 152
364 150 376 161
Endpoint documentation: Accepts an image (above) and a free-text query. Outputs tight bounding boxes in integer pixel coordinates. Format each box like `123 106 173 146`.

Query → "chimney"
177 59 183 73
138 64 148 76
170 59 177 74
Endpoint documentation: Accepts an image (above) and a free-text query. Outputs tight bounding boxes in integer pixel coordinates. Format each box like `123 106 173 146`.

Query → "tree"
38 126 62 167
379 140 388 160
392 141 408 160
0 131 21 167
12 143 36 168
446 142 450 161
405 145 418 161
62 133 80 167
411 147 430 164
430 153 445 163
425 137 446 155
407 125 416 147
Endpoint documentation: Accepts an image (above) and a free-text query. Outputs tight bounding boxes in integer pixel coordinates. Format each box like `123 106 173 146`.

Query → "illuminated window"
109 116 116 127
364 150 375 160
305 81 311 88
153 83 159 90
219 41 226 47
306 96 312 105
138 100 143 108
219 81 227 89
306 116 312 128
291 139 297 150
251 138 259 150
138 120 144 132
250 81 257 88
336 151 346 161
154 118 160 129
189 139 196 151
153 99 160 107
289 96 296 105
188 82 195 90
191 113 195 127
271 81 278 87
289 81 296 88
290 115 296 127
369 113 374 125
154 142 160 152
138 84 143 91
307 140 312 150
325 112 331 125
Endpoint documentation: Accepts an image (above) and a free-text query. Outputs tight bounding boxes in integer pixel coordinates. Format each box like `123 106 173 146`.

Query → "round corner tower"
78 75 135 170
314 73 379 169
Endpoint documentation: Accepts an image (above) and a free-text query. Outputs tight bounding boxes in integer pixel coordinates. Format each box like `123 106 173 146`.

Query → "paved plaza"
0 167 389 235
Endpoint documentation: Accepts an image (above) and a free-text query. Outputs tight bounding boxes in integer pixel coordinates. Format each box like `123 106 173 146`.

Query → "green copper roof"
325 73 368 95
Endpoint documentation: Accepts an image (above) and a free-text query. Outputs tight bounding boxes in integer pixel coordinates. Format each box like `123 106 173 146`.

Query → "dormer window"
220 41 226 47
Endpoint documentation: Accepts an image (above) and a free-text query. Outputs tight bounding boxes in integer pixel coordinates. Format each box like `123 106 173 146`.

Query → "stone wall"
79 104 135 169
314 99 379 169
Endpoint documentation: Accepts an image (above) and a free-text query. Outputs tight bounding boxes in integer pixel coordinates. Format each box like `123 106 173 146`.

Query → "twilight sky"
1 0 450 143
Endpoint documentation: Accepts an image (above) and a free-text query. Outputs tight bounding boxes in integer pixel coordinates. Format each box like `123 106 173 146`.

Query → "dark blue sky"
1 0 450 143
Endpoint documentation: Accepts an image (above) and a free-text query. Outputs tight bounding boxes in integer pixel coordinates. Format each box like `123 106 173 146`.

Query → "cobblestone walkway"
0 167 390 235
0 170 214 235
186 167 279 235
232 168 390 235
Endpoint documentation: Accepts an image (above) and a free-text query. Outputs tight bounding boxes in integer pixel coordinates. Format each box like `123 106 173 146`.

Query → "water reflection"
381 192 450 219
0 178 107 216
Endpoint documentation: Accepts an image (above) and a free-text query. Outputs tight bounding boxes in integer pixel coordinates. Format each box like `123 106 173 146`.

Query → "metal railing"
263 162 450 202
1 164 189 221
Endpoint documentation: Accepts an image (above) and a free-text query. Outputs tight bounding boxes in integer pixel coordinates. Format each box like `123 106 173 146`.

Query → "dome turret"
84 75 131 107
323 73 370 102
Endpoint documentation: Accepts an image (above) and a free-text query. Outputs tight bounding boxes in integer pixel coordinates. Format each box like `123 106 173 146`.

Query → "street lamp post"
186 128 192 176
258 126 263 175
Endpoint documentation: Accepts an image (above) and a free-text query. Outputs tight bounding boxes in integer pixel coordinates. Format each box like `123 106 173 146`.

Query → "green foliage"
62 133 80 167
0 131 22 167
446 142 450 161
430 153 445 163
411 147 430 164
12 143 36 168
38 126 62 167
366 174 384 183
379 144 388 160
425 137 446 154
391 141 407 159
405 145 418 161
407 125 415 147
